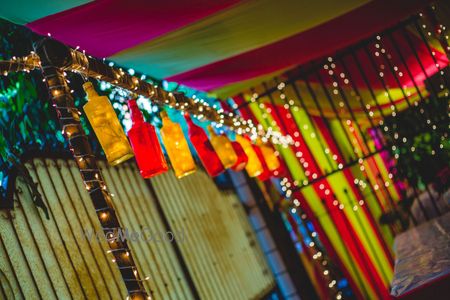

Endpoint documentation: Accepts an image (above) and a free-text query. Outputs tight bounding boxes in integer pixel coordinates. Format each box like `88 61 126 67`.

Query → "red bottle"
185 113 225 177
253 145 271 181
127 100 168 178
231 141 248 171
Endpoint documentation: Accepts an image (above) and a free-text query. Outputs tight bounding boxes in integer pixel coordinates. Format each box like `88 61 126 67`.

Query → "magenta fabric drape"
28 0 239 58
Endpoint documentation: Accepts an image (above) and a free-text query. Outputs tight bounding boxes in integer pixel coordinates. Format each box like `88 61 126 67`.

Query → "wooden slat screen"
0 158 128 299
99 161 194 300
0 158 274 299
151 169 275 299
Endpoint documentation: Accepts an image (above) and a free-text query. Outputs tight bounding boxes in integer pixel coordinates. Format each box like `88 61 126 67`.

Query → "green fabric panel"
291 108 337 173
0 1 91 24
111 0 368 78
373 154 401 201
328 119 356 159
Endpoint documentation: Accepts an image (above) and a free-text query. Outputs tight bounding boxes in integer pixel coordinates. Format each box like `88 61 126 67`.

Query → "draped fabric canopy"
1 0 437 98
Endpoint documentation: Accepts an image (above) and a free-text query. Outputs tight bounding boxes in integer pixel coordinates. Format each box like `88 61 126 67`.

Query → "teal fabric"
0 0 91 24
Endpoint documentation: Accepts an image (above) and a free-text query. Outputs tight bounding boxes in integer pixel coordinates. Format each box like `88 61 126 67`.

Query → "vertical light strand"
363 42 431 221
424 6 450 59
338 56 401 234
376 34 442 216
324 58 396 263
350 51 403 220
34 39 149 300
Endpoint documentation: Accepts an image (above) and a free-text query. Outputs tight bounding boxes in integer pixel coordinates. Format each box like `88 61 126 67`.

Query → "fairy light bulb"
257 138 281 171
127 99 168 178
160 111 196 179
235 135 263 177
100 212 108 220
230 141 248 171
185 113 225 177
207 125 238 169
82 82 134 165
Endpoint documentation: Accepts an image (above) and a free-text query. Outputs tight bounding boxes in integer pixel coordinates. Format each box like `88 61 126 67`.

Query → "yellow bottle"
160 111 197 178
235 135 263 177
207 125 238 169
82 82 134 166
257 138 280 171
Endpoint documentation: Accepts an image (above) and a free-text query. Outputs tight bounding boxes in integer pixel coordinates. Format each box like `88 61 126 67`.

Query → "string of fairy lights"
0 51 292 148
242 61 402 295
76 48 293 147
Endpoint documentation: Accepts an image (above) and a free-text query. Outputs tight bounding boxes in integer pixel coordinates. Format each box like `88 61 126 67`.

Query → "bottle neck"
128 100 144 124
83 82 99 99
160 111 170 125
185 113 195 126
207 125 216 137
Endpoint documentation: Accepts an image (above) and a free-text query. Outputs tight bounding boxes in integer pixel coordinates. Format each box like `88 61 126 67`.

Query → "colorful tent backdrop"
0 0 434 97
2 2 448 299
233 94 399 299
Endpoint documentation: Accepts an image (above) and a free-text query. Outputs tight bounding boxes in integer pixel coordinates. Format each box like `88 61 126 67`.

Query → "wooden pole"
34 37 149 299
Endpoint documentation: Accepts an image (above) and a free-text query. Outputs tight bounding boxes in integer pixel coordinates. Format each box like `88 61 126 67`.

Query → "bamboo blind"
0 158 274 299
151 169 275 299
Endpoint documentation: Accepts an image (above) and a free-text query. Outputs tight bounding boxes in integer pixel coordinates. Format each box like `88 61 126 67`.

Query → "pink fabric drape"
28 0 239 58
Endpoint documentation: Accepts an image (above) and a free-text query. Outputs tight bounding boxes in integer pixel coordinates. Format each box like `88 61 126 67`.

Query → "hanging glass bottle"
230 141 248 171
253 144 271 181
185 114 224 177
127 99 168 178
207 125 238 169
160 111 196 179
235 135 263 177
257 138 281 172
82 82 134 166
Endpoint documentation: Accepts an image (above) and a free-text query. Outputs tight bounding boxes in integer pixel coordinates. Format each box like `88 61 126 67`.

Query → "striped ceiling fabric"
108 0 368 78
26 0 241 58
168 0 433 92
0 0 437 96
